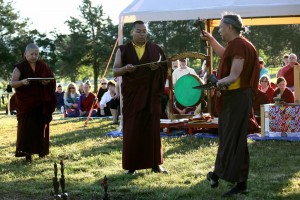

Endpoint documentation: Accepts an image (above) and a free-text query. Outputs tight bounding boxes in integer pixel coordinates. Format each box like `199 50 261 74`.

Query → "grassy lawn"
1 112 300 200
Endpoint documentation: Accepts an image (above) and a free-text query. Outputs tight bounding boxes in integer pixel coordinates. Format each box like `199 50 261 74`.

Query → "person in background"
97 78 108 116
272 77 295 103
55 84 65 111
258 75 274 102
282 54 289 67
64 82 80 117
253 89 270 117
10 43 56 162
172 58 198 86
172 60 179 71
162 60 179 119
78 80 98 117
113 20 168 175
280 53 299 91
99 80 120 124
199 60 207 80
78 82 84 94
277 53 298 77
259 57 268 79
201 13 260 197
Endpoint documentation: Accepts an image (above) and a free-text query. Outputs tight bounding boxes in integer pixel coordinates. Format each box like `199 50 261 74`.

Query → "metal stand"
51 163 61 199
102 175 109 200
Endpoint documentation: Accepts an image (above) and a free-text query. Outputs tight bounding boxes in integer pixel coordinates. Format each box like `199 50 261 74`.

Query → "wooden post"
207 19 214 114
260 104 265 136
168 61 175 120
294 65 300 102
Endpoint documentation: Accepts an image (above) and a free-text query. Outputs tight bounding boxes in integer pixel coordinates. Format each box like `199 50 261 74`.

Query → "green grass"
1 113 300 199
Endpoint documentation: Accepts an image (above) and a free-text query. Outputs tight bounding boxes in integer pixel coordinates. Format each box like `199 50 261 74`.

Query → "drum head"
174 74 202 107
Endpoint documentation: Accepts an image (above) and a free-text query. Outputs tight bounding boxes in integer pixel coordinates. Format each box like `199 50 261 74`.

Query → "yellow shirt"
132 42 146 60
228 77 241 90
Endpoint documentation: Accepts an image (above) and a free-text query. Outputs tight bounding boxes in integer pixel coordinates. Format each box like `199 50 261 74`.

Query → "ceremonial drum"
174 74 203 107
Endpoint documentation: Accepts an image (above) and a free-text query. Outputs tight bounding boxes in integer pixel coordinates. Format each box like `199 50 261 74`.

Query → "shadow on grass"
1 114 300 199
50 121 300 199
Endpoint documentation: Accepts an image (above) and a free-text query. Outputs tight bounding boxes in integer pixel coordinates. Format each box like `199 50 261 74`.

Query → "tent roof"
120 0 300 26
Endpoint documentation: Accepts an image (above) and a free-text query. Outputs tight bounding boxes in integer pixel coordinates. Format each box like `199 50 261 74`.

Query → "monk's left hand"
41 80 50 85
149 63 159 71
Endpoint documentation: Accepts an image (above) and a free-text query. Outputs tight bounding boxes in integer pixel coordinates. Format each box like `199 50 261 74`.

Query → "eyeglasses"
69 87 75 89
101 83 107 85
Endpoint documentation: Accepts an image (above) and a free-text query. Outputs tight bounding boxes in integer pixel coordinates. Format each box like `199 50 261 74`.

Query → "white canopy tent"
119 0 300 26
117 0 300 112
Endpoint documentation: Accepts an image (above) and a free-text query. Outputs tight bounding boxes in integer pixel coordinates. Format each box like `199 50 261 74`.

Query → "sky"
5 0 134 35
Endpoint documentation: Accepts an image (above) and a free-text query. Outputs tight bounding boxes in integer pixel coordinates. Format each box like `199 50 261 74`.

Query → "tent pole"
206 19 214 114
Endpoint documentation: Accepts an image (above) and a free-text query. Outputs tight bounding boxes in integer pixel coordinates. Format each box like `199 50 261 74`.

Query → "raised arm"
201 30 225 57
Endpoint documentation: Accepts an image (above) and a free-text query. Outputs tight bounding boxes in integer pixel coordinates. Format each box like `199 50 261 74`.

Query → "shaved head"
25 43 39 52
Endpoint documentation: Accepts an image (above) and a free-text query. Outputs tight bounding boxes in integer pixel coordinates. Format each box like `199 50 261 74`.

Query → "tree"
0 0 56 82
0 0 27 81
78 0 117 91
54 18 88 82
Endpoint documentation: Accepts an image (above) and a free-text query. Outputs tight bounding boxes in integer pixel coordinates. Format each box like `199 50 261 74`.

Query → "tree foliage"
0 0 27 81
0 0 300 89
53 0 117 91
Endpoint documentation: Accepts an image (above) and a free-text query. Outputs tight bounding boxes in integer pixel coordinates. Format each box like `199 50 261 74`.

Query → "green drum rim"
174 74 202 107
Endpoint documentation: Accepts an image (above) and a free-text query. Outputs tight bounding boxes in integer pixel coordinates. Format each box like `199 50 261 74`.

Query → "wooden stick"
134 60 168 68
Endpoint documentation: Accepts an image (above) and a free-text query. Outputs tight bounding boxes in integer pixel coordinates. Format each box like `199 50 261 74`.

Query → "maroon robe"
214 37 260 182
272 88 295 103
14 60 56 157
282 62 299 87
253 89 270 115
79 92 98 112
258 85 275 103
120 41 167 170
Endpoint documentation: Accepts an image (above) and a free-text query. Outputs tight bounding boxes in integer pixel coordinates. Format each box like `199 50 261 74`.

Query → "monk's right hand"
200 30 213 42
22 78 29 86
125 64 136 73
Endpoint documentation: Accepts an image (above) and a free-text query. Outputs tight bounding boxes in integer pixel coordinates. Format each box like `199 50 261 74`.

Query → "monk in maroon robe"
282 63 299 90
78 80 98 117
10 43 56 162
272 77 295 103
113 21 168 175
201 14 260 197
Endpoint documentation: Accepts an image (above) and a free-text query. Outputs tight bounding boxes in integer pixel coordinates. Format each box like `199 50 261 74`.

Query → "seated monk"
282 65 298 91
272 77 295 104
253 89 270 116
280 53 299 91
78 80 98 117
253 89 270 126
